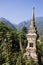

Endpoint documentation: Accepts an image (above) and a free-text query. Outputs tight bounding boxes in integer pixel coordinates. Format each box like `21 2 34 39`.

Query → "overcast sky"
0 0 43 24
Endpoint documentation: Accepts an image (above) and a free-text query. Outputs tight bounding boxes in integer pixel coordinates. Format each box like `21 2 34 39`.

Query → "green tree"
22 26 27 34
36 39 43 65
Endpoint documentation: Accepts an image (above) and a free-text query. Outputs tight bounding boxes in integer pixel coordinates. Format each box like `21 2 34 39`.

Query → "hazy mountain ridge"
0 17 43 36
0 17 16 30
15 17 43 36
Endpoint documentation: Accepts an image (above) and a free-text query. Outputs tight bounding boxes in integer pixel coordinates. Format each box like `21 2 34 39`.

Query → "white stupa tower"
24 7 38 62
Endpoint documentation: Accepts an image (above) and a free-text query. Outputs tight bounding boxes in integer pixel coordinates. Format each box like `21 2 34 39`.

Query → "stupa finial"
32 7 35 21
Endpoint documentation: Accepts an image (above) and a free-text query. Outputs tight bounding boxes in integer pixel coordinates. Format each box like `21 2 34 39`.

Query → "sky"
0 0 43 24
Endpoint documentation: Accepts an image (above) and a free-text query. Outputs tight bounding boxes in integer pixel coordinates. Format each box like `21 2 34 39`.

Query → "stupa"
24 7 38 62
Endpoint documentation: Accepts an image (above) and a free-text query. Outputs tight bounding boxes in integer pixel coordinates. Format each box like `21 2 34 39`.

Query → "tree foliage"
0 22 43 65
21 26 28 34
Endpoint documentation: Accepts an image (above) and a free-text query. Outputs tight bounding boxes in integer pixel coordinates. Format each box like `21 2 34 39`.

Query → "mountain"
0 17 16 30
15 17 43 36
0 17 43 36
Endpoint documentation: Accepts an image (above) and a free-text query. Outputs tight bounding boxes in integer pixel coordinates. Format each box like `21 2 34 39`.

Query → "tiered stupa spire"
29 7 37 33
24 7 38 62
